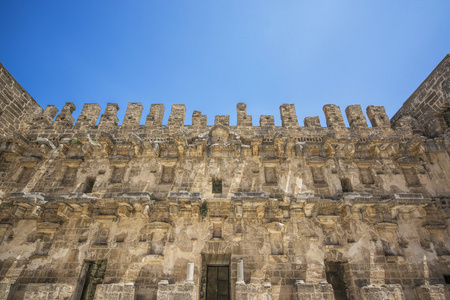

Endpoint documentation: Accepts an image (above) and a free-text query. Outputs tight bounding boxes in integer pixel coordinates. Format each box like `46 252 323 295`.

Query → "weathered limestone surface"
392 54 450 137
0 56 449 300
94 283 136 300
235 283 272 300
0 283 11 300
295 283 335 300
415 284 446 300
157 281 195 300
360 284 405 300
22 283 74 300
0 63 42 135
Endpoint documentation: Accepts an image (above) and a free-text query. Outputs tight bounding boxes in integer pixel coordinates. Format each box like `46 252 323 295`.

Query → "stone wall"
391 54 450 138
0 63 42 135
22 283 74 300
0 56 449 300
93 283 136 300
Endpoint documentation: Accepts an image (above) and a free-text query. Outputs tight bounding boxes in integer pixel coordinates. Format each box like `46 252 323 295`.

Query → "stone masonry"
0 55 449 299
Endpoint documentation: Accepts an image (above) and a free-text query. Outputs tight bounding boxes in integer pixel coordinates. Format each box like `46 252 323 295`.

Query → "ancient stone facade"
0 55 449 300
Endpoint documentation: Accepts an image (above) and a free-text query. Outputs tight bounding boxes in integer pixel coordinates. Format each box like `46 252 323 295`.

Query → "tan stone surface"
0 55 449 299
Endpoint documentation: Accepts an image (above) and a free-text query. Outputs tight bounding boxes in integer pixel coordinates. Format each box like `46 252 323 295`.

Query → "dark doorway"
80 260 107 300
325 261 348 300
200 254 230 300
207 266 229 300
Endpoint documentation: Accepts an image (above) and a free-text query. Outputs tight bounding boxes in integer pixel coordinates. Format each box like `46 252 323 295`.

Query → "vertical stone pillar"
146 103 165 127
367 105 391 128
55 102 76 128
186 263 194 284
260 115 275 128
98 103 119 128
192 111 207 128
280 104 298 127
237 103 252 126
167 104 186 129
75 103 101 129
345 105 368 128
369 253 385 285
237 260 245 284
304 116 321 128
323 104 345 127
43 105 59 120
423 255 430 285
122 103 143 128
215 115 230 126
30 105 59 128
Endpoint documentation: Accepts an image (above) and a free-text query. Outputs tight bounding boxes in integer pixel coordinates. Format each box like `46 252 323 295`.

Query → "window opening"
341 178 352 193
212 179 222 194
83 177 96 193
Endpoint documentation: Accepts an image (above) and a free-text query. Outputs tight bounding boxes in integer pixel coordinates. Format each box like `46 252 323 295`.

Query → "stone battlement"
22 101 392 133
0 57 449 300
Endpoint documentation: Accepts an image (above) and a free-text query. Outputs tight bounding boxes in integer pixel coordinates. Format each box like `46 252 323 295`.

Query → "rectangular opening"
213 223 222 238
311 166 326 185
110 166 125 183
444 275 450 284
341 178 352 193
264 167 277 184
212 179 222 194
83 177 96 193
359 168 374 185
207 266 229 300
161 166 174 183
201 254 230 300
325 261 348 300
79 260 107 300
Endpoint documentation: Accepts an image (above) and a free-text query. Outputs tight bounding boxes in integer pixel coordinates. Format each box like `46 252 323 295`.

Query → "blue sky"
1 1 449 126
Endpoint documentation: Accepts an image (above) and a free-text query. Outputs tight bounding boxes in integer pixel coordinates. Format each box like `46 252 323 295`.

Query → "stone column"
237 260 245 284
186 263 194 284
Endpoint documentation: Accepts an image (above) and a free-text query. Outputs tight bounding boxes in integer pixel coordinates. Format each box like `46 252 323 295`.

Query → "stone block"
0 283 11 300
237 103 252 126
215 115 230 126
304 116 321 127
235 283 272 300
360 284 405 300
415 284 446 300
367 105 390 128
192 110 207 127
346 105 368 127
122 102 143 127
55 102 76 128
157 281 195 300
75 103 101 129
294 283 335 300
280 103 298 127
99 103 120 128
23 283 74 300
146 103 165 127
323 104 345 127
260 115 275 127
94 283 136 300
168 104 186 128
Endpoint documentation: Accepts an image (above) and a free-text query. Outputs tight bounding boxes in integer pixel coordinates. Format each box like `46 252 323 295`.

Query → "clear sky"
1 1 449 126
